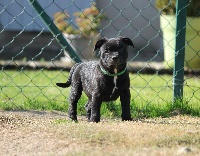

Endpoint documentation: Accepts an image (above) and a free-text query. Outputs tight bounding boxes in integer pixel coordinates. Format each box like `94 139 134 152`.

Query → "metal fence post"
173 0 187 101
28 0 82 63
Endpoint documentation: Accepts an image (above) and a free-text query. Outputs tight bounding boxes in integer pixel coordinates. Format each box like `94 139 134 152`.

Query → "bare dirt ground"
0 110 200 156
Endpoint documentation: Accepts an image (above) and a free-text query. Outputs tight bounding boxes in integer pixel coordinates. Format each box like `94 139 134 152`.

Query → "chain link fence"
0 0 199 115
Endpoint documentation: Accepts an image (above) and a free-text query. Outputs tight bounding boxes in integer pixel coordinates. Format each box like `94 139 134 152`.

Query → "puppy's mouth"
100 58 127 73
110 62 126 71
110 60 126 67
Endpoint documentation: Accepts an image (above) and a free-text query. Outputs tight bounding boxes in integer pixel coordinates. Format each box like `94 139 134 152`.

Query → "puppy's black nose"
112 56 118 61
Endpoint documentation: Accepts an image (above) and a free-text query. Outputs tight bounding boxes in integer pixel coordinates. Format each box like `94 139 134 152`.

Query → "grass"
0 70 200 118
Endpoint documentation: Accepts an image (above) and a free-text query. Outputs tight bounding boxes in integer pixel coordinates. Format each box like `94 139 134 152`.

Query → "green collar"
99 65 127 76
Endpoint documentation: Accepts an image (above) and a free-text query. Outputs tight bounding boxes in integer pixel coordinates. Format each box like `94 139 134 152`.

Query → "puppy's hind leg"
68 83 82 122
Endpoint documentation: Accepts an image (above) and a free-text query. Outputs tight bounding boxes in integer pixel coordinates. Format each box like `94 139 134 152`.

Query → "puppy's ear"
93 38 108 52
122 37 134 48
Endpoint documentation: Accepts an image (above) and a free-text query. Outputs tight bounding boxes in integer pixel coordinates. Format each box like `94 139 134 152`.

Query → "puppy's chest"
110 68 124 91
104 76 122 92
100 76 123 100
112 76 118 93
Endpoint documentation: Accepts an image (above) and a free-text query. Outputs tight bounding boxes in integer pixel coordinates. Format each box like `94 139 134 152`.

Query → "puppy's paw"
122 117 132 121
90 115 100 123
69 114 78 122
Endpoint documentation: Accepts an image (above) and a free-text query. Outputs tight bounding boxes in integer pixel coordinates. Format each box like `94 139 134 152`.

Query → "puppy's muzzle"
111 52 119 61
112 55 118 61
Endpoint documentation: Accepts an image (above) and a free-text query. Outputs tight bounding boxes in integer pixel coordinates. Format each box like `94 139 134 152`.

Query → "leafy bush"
53 3 105 38
155 0 200 16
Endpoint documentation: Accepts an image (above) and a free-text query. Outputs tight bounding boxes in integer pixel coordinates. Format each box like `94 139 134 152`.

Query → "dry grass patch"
0 110 200 156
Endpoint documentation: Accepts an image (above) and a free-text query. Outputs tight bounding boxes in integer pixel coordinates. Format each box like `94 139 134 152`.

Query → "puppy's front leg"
120 89 132 121
90 97 102 123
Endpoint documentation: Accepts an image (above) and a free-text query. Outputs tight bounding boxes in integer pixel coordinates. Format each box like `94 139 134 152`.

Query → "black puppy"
56 36 134 122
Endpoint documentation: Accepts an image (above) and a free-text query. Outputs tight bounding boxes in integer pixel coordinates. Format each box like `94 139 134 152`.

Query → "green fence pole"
28 0 82 63
173 0 187 101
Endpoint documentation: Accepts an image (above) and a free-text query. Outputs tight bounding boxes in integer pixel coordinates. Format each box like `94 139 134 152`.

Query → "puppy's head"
94 37 134 72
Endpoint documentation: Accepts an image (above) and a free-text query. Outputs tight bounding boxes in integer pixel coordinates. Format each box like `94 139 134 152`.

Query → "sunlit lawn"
0 70 199 117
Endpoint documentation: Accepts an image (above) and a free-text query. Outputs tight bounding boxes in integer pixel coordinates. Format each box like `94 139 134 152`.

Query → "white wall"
0 0 163 61
96 0 163 61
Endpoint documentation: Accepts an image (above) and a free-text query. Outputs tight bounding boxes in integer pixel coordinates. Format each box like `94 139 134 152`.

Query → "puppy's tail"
56 63 80 88
56 82 71 88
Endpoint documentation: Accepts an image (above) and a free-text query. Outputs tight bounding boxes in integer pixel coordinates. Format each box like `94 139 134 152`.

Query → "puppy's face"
94 37 134 71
